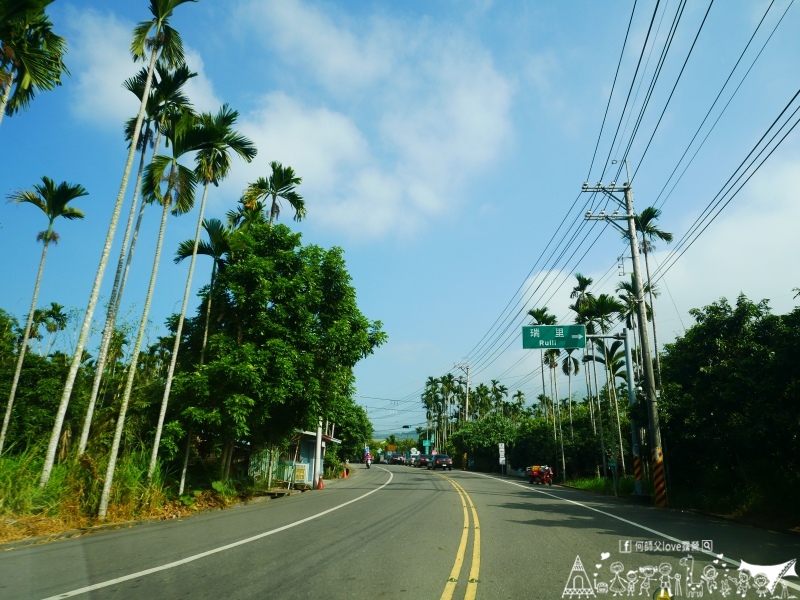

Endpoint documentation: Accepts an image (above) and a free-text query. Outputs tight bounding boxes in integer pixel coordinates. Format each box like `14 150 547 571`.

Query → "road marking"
465 472 800 592
436 474 481 600
42 470 395 600
439 476 469 600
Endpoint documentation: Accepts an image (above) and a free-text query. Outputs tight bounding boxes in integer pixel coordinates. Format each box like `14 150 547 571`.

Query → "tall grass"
0 444 172 543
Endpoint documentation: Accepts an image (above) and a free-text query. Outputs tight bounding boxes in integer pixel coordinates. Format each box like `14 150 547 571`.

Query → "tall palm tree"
98 110 199 519
584 294 626 473
41 0 196 488
148 105 256 479
588 339 628 471
0 1 68 128
243 161 305 227
77 63 195 456
616 275 655 378
175 218 230 363
490 379 508 417
511 390 525 423
569 273 596 434
561 349 579 439
527 307 556 434
41 301 66 356
635 206 673 387
0 177 86 455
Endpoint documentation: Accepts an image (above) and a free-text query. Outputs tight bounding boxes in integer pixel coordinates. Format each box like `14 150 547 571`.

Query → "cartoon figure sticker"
561 554 797 599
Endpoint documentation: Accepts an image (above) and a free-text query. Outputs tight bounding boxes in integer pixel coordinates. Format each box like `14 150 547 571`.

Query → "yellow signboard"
294 463 308 483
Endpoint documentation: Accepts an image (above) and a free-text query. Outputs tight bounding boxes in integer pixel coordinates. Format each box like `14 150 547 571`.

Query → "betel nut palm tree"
527 306 557 436
77 62 196 456
0 0 68 129
585 293 627 472
0 177 86 455
97 109 199 519
635 206 673 387
243 161 306 227
41 0 196 488
147 104 256 479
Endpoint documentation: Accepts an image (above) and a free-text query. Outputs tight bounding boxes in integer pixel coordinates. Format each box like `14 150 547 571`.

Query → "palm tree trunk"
567 366 573 440
0 240 50 455
540 353 548 423
590 341 607 477
0 81 12 129
583 349 595 433
40 45 160 488
98 197 171 519
200 260 217 365
77 129 153 455
609 375 626 474
178 427 191 495
554 371 565 480
148 183 211 478
643 248 663 388
550 367 557 441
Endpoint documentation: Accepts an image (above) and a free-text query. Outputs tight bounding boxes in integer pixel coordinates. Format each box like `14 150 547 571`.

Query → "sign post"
522 324 586 349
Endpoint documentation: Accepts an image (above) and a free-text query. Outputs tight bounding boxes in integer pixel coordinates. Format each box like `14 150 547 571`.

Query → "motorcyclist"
365 452 373 468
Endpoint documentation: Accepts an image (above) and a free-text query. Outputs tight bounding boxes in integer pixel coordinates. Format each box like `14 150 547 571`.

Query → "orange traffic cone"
342 467 348 479
317 475 324 490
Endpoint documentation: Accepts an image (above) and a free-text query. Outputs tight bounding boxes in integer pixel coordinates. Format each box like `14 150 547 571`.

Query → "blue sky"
2 0 799 437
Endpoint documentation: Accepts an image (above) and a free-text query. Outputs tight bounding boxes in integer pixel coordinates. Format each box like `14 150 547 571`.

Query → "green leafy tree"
659 295 800 515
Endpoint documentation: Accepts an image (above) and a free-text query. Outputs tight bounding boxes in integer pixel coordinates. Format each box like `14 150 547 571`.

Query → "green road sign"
522 324 586 349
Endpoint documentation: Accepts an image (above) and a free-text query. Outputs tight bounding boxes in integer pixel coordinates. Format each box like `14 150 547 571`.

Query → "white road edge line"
43 469 394 600
465 472 800 592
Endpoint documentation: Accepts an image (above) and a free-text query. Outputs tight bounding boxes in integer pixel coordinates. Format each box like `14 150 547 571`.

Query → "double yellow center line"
437 474 481 600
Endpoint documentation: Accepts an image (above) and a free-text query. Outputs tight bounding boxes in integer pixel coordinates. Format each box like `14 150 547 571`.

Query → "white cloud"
182 49 222 114
234 0 395 94
228 0 515 239
230 92 369 194
64 8 220 130
64 7 140 127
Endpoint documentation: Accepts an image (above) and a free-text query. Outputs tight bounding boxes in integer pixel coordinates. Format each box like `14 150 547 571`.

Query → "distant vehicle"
428 455 452 471
417 454 432 468
408 454 421 467
526 465 553 485
390 455 405 465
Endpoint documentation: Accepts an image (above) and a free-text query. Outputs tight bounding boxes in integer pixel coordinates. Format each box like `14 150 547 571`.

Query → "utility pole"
456 362 470 422
456 362 470 470
582 164 668 507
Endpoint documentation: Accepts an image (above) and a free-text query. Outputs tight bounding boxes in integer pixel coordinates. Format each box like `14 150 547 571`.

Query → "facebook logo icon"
619 540 632 553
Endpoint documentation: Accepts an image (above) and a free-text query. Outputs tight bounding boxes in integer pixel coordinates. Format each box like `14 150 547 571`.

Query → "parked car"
408 454 421 467
428 455 453 471
417 454 432 468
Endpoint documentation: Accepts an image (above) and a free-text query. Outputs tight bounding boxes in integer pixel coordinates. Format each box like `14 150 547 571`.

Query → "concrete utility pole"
456 362 470 470
582 165 668 507
456 362 470 422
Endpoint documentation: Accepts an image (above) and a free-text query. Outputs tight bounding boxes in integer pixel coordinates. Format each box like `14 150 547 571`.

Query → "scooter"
365 457 372 469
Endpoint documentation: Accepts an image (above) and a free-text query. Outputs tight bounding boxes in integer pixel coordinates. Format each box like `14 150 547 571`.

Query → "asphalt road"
1 465 798 599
